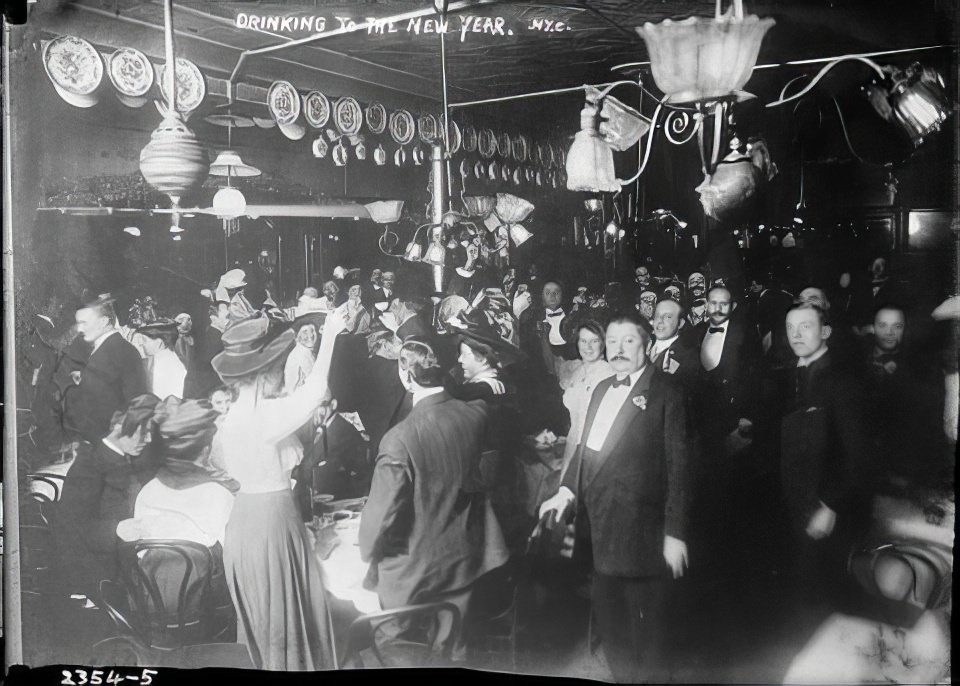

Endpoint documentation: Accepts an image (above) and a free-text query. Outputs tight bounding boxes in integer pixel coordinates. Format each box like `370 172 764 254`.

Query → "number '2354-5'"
62 669 158 685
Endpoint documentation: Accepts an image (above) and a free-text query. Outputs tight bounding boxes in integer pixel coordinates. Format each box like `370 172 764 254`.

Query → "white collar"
652 334 679 353
92 328 118 352
101 436 125 456
797 345 829 367
468 368 498 384
412 386 444 406
545 307 564 316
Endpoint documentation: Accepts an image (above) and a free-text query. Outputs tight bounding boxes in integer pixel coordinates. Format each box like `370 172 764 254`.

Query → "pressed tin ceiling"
42 0 954 104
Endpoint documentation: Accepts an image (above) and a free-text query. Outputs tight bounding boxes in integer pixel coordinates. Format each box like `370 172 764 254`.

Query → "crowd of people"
27 243 957 677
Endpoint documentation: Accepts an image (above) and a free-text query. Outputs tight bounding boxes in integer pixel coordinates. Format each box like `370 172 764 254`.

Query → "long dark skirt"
223 490 334 671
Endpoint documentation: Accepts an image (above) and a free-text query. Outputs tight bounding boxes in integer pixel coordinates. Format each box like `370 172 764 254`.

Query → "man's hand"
663 535 688 579
70 371 82 385
538 486 575 525
805 501 836 540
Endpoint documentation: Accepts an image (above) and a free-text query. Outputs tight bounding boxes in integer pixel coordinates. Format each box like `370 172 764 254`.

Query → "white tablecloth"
314 517 381 615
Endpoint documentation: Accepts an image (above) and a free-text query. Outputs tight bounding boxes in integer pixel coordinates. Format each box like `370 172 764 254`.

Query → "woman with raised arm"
211 311 346 671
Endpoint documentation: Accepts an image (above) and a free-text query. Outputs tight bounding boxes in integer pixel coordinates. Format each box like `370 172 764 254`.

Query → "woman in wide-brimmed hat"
211 310 346 671
283 312 324 394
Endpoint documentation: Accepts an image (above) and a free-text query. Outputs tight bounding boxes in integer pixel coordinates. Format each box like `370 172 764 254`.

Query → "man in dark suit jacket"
184 302 228 399
53 394 160 600
540 313 691 683
360 340 509 658
781 302 872 619
649 297 700 395
62 296 149 443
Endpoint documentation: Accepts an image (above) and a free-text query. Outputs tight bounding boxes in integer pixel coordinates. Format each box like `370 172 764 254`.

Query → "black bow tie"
611 375 632 388
546 310 564 317
708 326 724 334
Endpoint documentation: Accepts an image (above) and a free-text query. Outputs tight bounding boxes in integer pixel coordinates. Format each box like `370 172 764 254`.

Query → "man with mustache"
539 312 691 682
692 284 763 589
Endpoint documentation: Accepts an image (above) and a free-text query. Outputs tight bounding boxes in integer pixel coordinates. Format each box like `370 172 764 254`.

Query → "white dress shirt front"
585 368 644 451
700 321 728 371
545 308 566 346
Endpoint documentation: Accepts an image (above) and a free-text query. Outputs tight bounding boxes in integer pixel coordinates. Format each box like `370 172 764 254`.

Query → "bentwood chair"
92 578 253 669
117 539 218 651
338 600 463 669
28 472 66 504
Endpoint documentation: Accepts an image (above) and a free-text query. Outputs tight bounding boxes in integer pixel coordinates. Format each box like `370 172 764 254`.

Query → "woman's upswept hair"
398 339 445 387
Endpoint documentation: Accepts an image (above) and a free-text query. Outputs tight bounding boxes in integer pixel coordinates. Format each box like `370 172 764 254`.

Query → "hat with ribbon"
152 396 239 492
137 318 179 339
211 314 295 379
452 308 526 368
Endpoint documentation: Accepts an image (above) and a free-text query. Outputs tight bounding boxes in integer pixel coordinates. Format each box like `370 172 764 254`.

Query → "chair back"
29 472 66 503
118 539 215 650
339 600 462 669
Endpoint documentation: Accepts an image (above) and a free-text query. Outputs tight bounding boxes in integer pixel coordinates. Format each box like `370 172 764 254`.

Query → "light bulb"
123 226 141 237
169 224 184 233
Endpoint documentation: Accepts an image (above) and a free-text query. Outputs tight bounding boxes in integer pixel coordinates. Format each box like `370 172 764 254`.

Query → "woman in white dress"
211 311 346 670
556 319 613 470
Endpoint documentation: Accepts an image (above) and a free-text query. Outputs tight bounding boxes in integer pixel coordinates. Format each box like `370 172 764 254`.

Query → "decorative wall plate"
334 96 363 136
478 128 496 159
496 132 512 158
448 120 462 154
530 141 541 166
43 36 103 107
418 113 439 143
459 159 471 178
501 163 511 182
462 125 478 153
389 109 416 145
303 91 330 128
544 142 557 170
157 58 206 113
365 102 387 135
474 160 485 179
512 134 528 163
267 81 301 126
488 161 500 181
107 47 153 97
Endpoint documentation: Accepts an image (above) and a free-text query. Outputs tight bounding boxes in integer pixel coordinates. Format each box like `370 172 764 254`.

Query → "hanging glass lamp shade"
209 150 261 177
889 66 953 147
565 105 618 193
422 241 446 267
212 186 247 220
509 223 533 246
636 2 774 104
463 195 496 218
403 240 423 262
139 111 207 207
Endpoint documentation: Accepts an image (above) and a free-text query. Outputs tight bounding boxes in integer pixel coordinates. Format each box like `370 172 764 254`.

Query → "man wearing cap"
539 312 691 683
139 319 186 400
360 340 509 660
54 394 161 599
63 294 149 443
215 268 247 304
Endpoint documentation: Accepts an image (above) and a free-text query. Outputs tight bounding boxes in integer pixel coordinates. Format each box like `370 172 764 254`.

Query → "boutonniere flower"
633 394 647 410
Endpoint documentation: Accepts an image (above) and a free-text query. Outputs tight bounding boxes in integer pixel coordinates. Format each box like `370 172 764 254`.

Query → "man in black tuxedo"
780 302 872 620
695 285 763 445
539 312 691 683
62 295 149 443
692 284 764 585
518 280 575 433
